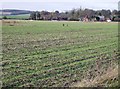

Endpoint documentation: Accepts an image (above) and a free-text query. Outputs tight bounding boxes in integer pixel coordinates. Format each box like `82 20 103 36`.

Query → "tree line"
30 8 120 21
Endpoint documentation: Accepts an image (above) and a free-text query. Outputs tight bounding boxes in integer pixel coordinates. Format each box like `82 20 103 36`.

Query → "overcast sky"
0 0 119 11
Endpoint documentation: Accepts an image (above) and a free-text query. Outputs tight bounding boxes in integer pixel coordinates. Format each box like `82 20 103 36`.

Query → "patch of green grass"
2 21 118 87
2 14 30 19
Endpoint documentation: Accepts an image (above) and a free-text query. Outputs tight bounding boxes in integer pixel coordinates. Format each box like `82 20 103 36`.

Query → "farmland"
1 14 30 19
2 20 118 87
6 14 30 19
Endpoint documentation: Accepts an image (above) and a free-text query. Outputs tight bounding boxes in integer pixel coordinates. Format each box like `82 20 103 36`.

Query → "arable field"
0 14 30 19
2 20 118 87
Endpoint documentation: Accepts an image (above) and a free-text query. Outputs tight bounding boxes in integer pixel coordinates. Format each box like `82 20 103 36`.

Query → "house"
96 15 105 21
112 15 120 22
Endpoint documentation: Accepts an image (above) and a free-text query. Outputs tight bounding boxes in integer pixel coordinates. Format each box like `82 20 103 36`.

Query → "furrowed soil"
2 20 119 87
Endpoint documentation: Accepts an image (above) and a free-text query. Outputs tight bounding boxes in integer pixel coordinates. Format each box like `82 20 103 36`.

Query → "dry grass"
2 20 20 26
71 65 118 87
71 52 119 87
